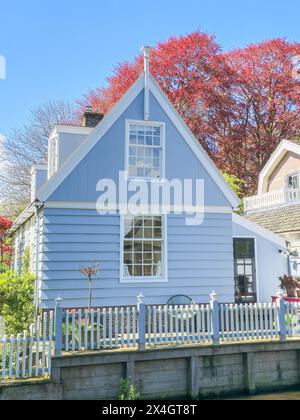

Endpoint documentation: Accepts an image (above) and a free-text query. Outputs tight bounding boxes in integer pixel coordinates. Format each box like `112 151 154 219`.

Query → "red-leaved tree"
79 33 300 194
0 216 13 271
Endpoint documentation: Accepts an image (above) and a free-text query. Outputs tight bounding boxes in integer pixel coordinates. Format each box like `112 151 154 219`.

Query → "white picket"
15 334 21 378
132 307 137 347
97 309 101 350
41 313 47 374
84 309 89 349
103 308 107 349
22 330 27 378
114 308 119 348
48 311 54 374
120 308 125 348
78 310 82 350
65 310 69 351
72 310 76 351
90 309 95 350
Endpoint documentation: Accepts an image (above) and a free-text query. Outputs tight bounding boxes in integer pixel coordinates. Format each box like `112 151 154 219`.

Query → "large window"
122 216 164 280
127 123 162 179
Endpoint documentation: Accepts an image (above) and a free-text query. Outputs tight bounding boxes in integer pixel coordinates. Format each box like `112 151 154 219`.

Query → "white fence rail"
0 312 54 380
1 295 300 381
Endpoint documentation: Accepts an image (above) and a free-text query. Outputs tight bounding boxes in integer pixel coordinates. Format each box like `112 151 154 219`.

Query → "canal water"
224 390 300 400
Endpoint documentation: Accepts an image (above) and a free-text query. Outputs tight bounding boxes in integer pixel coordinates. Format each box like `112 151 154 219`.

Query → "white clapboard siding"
0 311 54 380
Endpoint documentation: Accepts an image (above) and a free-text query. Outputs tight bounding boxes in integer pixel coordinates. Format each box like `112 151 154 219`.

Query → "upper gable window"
127 122 163 179
287 173 299 189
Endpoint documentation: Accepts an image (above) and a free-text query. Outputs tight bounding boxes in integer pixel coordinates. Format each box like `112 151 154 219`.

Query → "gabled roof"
258 140 300 194
36 73 239 208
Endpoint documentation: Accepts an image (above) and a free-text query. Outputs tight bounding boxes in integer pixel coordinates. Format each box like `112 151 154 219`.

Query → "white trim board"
44 201 232 213
233 213 287 248
258 140 300 194
36 73 239 208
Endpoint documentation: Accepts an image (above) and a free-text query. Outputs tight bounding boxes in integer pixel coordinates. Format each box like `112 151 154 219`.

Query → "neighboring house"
244 139 300 275
10 48 288 310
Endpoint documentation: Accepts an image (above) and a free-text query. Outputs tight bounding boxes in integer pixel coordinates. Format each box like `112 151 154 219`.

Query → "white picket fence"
0 311 54 380
1 297 300 381
219 303 280 341
146 304 211 346
63 307 138 351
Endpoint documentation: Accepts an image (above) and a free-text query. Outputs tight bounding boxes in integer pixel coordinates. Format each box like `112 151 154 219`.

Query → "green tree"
222 173 245 213
0 270 35 335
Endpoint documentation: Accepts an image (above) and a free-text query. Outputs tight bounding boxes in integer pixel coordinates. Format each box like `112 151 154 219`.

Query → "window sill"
120 277 168 284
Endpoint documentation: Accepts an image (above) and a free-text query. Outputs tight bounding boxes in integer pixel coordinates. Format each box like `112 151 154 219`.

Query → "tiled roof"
245 203 300 234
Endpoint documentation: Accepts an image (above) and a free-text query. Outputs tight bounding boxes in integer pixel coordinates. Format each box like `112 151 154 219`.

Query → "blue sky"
0 0 299 137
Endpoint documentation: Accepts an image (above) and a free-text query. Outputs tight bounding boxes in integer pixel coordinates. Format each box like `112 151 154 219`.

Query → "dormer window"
126 121 164 179
287 173 299 189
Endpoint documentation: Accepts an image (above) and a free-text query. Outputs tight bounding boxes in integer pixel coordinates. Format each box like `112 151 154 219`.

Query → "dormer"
47 108 103 179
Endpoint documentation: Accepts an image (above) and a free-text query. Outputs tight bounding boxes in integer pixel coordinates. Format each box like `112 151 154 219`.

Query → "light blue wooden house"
11 47 289 310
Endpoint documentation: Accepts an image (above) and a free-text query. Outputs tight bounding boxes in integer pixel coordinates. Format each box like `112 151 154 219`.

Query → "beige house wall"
268 152 300 192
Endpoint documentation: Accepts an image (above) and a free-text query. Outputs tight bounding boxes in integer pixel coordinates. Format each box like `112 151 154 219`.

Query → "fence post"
210 291 220 346
54 296 63 356
277 290 286 342
137 292 146 351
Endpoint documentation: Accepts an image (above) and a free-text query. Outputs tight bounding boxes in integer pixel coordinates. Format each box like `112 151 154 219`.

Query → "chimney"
31 164 48 201
80 106 104 128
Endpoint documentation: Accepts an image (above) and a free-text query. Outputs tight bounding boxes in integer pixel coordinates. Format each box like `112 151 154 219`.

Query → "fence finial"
210 290 218 302
55 296 63 307
137 291 144 305
276 288 284 300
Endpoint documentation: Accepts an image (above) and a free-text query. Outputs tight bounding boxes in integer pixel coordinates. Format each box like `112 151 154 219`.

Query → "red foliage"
0 216 13 269
78 33 300 194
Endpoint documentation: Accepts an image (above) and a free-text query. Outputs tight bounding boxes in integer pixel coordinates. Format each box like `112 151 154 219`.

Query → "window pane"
144 227 153 238
130 134 137 144
129 167 136 177
124 253 133 265
154 228 162 238
129 146 137 157
134 265 143 276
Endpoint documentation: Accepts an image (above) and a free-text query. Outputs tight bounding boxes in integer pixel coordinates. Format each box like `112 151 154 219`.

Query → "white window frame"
287 172 300 189
125 119 166 181
233 236 259 303
120 214 168 284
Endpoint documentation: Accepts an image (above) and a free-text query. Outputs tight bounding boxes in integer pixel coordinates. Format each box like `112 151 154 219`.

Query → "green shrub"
0 270 35 335
118 378 140 400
